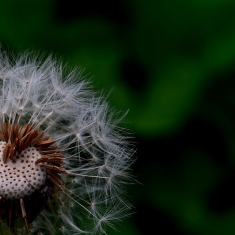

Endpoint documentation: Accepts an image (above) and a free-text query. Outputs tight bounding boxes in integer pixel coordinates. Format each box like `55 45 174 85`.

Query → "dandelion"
0 51 134 234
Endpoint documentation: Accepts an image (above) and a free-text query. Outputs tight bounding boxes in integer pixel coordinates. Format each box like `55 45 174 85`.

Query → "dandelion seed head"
0 50 135 235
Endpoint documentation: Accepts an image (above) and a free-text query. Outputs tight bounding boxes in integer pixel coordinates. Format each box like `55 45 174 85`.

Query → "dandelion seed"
0 51 134 234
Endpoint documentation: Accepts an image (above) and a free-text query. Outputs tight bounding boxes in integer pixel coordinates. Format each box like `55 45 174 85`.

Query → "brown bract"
0 122 67 234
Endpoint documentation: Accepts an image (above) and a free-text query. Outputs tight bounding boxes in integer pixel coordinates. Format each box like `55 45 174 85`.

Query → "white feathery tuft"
0 50 135 234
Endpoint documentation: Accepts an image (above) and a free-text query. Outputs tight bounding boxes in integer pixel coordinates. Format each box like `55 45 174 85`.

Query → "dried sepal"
39 163 67 174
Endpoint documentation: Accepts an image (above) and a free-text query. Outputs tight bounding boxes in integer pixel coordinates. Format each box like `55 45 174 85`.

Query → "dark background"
1 0 235 234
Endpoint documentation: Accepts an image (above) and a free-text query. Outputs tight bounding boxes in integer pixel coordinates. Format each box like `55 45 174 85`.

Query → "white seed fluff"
0 51 134 234
0 142 46 200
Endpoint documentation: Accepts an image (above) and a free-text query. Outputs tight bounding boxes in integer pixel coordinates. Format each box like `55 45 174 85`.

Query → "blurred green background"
2 0 235 234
